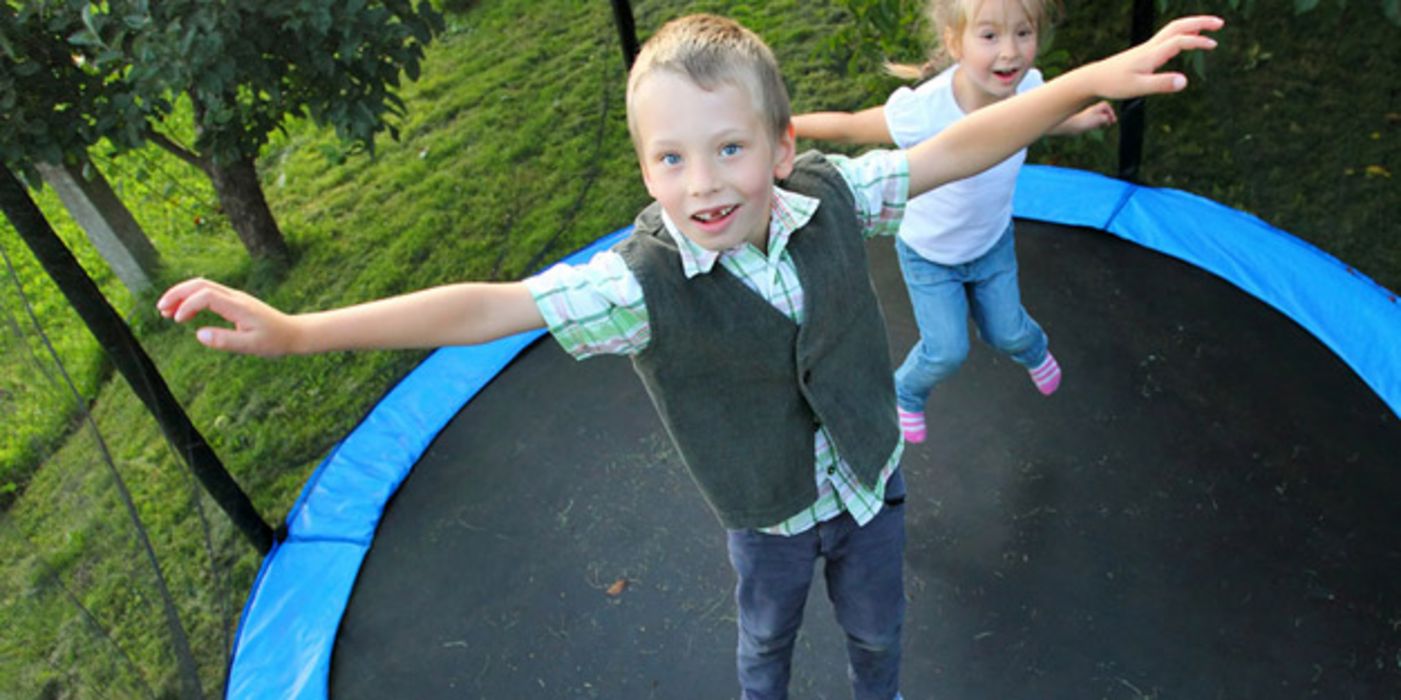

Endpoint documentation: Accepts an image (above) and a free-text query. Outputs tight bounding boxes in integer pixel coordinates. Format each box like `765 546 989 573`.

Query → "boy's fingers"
195 326 230 350
195 326 261 354
174 286 254 326
158 277 229 317
198 289 259 326
1146 34 1217 72
169 286 218 323
1157 15 1225 39
1144 72 1189 94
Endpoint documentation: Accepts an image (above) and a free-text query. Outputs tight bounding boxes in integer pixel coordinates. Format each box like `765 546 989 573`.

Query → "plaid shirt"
524 150 909 534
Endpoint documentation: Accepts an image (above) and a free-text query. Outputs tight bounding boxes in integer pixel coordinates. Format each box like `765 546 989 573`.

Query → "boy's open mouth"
692 204 738 224
993 68 1020 81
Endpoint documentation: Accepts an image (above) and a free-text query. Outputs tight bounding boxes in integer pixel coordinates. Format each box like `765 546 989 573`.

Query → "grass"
0 0 1395 696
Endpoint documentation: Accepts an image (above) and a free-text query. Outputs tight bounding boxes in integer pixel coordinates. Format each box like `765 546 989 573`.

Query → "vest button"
826 465 836 476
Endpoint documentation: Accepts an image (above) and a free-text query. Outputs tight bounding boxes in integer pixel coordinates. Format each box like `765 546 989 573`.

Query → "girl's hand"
157 278 301 357
1057 100 1118 135
1091 15 1224 100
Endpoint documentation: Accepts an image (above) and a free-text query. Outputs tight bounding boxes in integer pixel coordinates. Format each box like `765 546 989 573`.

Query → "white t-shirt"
884 65 1044 264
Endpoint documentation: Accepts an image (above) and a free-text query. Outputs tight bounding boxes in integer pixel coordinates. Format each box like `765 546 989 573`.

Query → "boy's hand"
157 278 300 357
1091 15 1224 100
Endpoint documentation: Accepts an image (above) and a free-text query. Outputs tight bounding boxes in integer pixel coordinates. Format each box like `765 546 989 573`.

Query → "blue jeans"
726 470 907 700
894 224 1048 412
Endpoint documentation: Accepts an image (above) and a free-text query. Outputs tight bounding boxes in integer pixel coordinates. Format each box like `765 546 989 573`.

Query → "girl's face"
946 0 1040 112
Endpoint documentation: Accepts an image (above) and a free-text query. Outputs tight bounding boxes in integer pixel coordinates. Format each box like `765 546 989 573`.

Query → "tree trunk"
205 156 289 262
37 158 162 295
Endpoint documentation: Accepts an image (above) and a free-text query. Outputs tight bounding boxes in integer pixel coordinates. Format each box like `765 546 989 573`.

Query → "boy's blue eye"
720 143 742 157
660 153 681 166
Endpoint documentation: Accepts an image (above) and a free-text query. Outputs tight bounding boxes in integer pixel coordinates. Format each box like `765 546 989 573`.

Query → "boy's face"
947 0 1040 111
632 70 795 253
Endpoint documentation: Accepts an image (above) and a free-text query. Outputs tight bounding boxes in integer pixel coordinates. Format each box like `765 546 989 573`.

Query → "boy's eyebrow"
643 127 756 150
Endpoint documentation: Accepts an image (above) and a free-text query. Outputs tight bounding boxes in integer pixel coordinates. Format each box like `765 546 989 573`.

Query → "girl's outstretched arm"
1048 100 1118 136
793 107 894 145
905 15 1223 197
157 278 545 357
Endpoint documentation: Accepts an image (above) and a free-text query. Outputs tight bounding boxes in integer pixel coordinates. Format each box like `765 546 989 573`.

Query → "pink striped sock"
897 407 926 444
1029 351 1062 396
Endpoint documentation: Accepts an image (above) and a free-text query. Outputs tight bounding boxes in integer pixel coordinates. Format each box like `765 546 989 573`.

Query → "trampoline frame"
222 165 1401 699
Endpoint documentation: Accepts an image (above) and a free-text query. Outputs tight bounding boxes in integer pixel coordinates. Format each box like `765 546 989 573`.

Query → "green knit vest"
616 152 899 529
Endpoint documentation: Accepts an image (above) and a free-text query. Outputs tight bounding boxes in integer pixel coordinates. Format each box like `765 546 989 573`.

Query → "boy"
159 13 1221 699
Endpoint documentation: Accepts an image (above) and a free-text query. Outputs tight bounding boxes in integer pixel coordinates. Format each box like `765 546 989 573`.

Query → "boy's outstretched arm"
792 107 894 145
906 15 1223 197
157 278 546 357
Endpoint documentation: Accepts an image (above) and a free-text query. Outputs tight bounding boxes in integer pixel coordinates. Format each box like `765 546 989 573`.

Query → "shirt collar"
660 185 821 278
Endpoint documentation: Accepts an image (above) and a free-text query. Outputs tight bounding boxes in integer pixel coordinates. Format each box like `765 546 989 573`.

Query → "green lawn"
1 0 1395 696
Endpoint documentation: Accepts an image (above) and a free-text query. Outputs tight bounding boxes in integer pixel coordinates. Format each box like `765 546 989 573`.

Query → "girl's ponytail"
883 58 942 82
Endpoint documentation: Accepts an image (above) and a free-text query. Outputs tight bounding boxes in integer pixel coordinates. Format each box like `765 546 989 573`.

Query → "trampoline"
223 166 1401 699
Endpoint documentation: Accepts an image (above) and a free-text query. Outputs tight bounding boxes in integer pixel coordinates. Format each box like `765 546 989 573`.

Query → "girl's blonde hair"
885 0 1064 81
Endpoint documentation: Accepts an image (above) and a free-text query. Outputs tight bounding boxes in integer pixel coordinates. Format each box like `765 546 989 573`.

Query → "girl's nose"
998 37 1017 59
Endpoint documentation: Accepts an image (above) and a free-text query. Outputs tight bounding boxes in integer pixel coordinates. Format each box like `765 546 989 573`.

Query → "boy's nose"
688 161 720 196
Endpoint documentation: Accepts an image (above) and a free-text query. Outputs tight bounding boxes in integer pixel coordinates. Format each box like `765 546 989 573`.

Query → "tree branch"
144 129 206 172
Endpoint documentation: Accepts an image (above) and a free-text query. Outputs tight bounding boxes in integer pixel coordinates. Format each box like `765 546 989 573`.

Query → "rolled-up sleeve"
522 251 650 359
825 150 910 239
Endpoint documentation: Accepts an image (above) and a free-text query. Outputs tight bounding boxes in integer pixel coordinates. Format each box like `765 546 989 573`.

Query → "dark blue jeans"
725 470 907 700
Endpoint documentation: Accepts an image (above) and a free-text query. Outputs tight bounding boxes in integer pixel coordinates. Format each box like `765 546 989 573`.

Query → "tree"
0 3 151 173
8 0 443 262
1 2 165 291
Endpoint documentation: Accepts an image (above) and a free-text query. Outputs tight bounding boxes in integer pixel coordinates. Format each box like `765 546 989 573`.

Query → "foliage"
815 0 925 101
1158 0 1400 24
65 0 446 166
0 3 151 180
3 1 446 262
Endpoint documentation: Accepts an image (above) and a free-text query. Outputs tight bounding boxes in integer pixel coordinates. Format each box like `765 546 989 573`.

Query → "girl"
794 0 1116 443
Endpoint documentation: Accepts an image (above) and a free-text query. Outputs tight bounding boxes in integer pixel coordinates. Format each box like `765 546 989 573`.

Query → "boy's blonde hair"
887 0 1064 81
625 14 792 148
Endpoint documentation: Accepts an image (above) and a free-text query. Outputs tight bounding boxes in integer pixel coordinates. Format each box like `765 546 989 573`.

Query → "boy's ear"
638 155 661 199
772 122 797 180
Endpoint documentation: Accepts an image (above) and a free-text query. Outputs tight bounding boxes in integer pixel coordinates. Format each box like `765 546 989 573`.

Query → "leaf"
67 29 101 48
80 4 102 42
1364 165 1392 179
1293 0 1320 13
605 578 628 596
